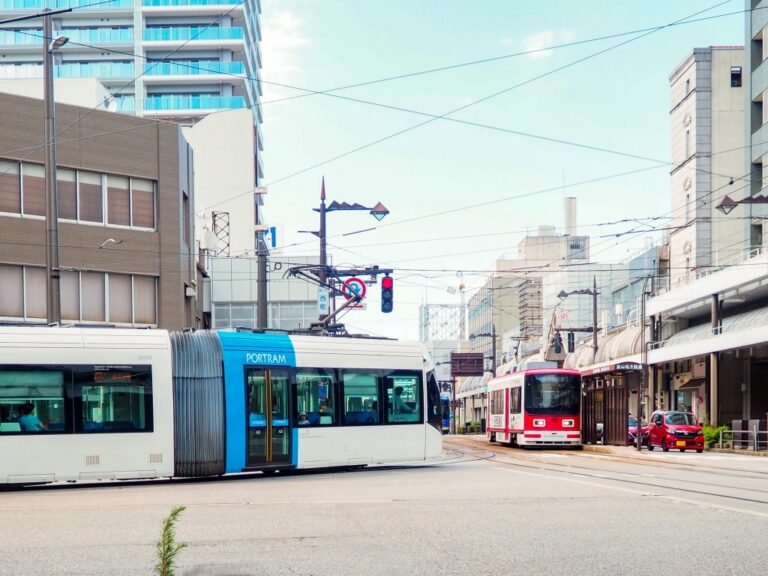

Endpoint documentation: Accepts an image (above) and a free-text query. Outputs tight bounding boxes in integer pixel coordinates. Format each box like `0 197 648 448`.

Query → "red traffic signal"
381 275 394 313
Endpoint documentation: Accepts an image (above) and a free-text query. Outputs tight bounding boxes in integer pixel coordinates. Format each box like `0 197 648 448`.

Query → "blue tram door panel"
217 332 296 473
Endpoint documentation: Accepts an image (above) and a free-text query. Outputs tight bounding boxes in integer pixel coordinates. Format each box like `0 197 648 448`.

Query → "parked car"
647 410 704 453
627 416 648 446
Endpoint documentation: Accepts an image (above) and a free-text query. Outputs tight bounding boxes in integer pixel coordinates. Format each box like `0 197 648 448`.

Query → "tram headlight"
562 419 574 427
533 419 545 427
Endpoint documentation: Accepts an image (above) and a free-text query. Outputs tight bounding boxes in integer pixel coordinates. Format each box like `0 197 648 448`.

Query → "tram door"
245 368 291 467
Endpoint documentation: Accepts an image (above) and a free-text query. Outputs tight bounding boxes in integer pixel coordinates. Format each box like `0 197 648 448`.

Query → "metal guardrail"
719 428 768 451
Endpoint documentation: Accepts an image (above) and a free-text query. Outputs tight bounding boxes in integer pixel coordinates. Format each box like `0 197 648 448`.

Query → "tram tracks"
441 440 768 513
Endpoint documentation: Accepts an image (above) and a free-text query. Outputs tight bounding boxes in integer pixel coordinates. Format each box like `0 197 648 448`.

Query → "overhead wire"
0 0 758 285
0 0 750 242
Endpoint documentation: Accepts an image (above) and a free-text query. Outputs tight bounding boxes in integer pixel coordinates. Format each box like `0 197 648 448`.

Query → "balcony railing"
56 62 134 78
0 29 42 45
0 64 42 78
142 0 241 6
144 60 244 76
143 26 243 41
63 28 134 44
0 0 133 9
114 95 135 112
144 94 245 111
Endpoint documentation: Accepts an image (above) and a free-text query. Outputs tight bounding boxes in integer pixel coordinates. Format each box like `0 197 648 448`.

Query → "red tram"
486 365 581 447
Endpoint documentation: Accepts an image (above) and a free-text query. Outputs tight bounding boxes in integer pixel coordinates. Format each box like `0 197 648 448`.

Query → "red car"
627 416 648 446
647 410 704 453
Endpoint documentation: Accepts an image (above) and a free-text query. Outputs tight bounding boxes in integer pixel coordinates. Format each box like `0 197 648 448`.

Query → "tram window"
341 372 379 426
295 370 336 426
510 387 521 414
73 366 153 433
0 369 66 433
385 373 421 424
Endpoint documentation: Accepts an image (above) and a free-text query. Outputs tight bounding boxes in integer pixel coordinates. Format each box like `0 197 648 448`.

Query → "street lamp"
305 177 389 320
43 12 69 325
557 276 599 358
715 194 768 215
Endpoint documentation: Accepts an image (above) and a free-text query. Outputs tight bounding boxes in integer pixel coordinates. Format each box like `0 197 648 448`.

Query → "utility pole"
318 179 327 290
256 234 267 328
44 10 62 325
637 276 652 451
592 276 598 358
491 323 497 377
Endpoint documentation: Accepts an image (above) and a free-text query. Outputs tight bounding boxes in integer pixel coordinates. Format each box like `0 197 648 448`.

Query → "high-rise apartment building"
0 0 261 126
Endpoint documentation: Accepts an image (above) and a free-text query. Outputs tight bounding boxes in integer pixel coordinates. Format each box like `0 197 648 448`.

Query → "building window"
107 175 130 226
21 163 45 216
24 267 46 319
79 171 103 223
61 270 79 321
131 178 155 228
0 159 20 214
57 169 77 220
685 129 691 159
731 66 742 88
0 265 23 317
685 78 690 93
81 272 106 322
0 265 157 325
1 159 157 230
108 273 132 323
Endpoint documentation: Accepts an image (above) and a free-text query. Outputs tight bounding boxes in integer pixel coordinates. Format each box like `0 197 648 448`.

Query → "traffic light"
567 331 575 353
552 331 563 354
381 275 394 313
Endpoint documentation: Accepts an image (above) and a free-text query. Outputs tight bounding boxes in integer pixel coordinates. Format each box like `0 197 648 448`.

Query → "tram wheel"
696 449 704 453
489 433 496 443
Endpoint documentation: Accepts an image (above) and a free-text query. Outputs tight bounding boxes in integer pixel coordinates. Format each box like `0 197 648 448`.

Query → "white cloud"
503 29 576 59
259 2 310 101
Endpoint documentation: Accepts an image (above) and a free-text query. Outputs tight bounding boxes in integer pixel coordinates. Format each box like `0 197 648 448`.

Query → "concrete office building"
457 212 591 427
0 91 198 330
668 46 747 289
207 255 318 331
183 108 262 258
745 4 768 240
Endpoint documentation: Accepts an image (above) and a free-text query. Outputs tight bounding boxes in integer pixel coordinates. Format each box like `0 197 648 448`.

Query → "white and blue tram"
0 327 443 485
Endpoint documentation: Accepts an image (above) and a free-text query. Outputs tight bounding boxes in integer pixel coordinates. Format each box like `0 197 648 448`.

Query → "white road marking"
491 464 768 519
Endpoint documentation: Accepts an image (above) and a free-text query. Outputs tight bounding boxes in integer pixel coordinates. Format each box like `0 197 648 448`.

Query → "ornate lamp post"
715 193 768 215
303 178 389 321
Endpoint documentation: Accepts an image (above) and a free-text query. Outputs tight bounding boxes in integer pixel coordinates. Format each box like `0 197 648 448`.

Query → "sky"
257 0 744 340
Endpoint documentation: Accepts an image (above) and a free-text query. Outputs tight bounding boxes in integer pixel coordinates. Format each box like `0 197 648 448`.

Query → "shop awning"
648 305 768 364
457 373 491 399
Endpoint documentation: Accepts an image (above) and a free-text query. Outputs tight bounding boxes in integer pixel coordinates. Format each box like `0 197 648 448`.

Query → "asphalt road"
1 437 767 576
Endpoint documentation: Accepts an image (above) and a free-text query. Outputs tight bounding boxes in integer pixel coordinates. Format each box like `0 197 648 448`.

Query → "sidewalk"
582 443 768 458
447 434 768 458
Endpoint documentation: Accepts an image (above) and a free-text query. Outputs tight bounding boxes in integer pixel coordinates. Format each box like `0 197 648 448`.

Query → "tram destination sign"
450 352 485 377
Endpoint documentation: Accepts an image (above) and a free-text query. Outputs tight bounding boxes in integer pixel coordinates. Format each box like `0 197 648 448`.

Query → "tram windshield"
524 373 580 416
